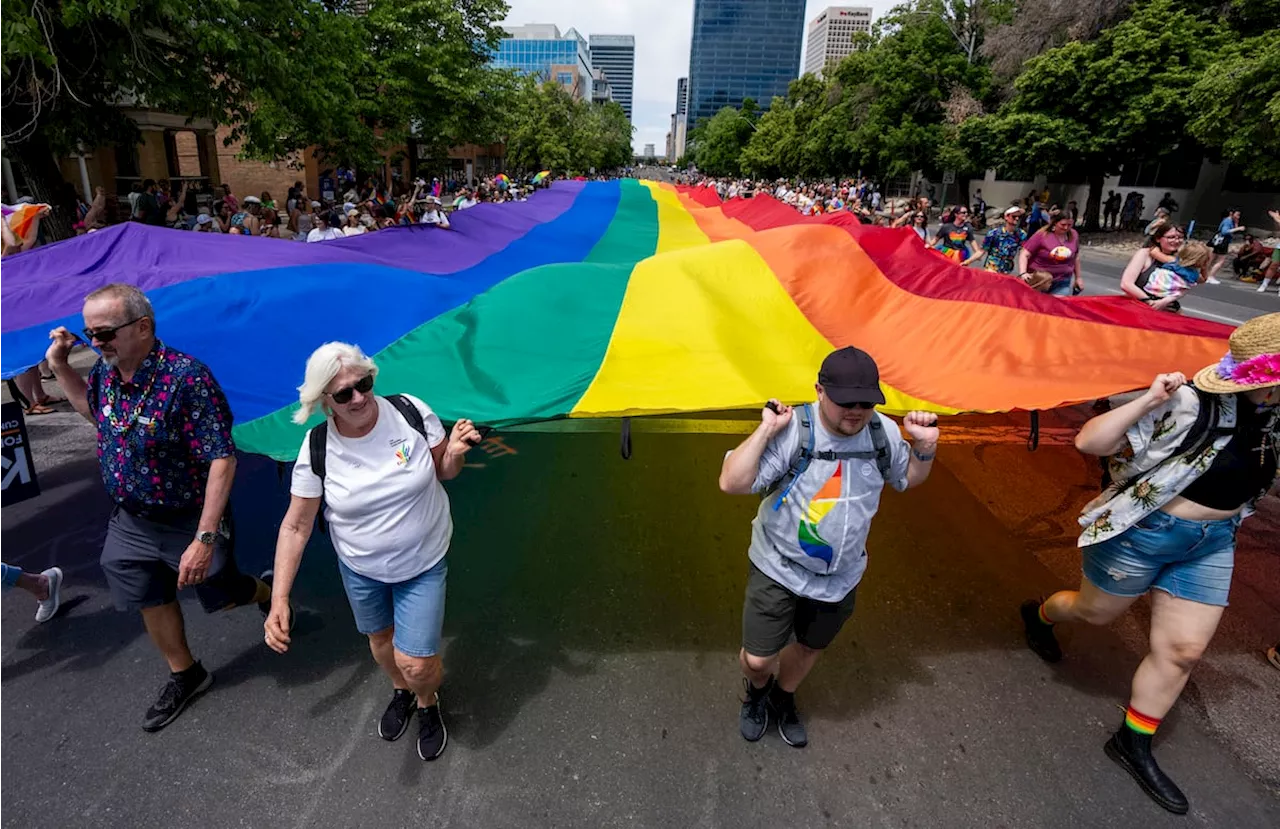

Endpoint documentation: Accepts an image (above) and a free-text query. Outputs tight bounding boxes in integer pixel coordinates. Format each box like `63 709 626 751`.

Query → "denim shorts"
337 557 447 658
1082 510 1240 606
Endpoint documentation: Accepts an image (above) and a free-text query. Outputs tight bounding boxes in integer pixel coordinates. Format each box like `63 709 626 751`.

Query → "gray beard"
102 354 119 367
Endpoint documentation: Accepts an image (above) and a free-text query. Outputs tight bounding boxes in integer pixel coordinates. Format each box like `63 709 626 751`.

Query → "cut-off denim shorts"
1082 510 1240 607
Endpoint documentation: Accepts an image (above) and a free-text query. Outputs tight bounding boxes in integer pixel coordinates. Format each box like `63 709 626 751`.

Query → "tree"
1 0 512 235
960 0 1221 227
1188 34 1280 183
501 77 634 175
687 106 756 176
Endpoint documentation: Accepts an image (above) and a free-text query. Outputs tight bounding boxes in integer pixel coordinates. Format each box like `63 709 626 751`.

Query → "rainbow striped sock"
1124 706 1161 736
1037 602 1054 626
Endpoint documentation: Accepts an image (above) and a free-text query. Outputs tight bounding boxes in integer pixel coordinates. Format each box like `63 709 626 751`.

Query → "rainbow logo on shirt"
394 443 411 466
797 464 842 565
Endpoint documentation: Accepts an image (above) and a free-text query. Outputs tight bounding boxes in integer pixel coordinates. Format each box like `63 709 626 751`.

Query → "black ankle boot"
1104 726 1189 814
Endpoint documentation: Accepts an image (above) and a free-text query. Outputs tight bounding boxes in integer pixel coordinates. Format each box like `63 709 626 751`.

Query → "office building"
803 6 873 77
494 24 593 100
592 69 614 105
643 143 656 158
685 0 806 129
676 77 689 117
589 35 636 121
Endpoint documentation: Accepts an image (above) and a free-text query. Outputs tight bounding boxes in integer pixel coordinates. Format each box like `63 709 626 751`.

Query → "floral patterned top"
1077 387 1277 546
86 339 235 520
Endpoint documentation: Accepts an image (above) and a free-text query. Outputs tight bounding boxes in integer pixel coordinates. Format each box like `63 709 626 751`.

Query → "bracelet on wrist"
912 446 937 462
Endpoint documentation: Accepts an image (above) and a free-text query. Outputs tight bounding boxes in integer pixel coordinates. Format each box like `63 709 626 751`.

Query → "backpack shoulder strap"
309 422 329 481
868 415 894 482
385 394 428 439
769 403 815 511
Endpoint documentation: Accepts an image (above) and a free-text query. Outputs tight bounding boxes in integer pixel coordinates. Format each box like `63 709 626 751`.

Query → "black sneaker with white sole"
417 698 448 761
768 685 808 748
142 662 213 732
379 690 417 741
739 677 773 742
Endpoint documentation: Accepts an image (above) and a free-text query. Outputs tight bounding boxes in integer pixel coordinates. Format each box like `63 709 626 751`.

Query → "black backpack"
308 394 429 532
766 403 894 511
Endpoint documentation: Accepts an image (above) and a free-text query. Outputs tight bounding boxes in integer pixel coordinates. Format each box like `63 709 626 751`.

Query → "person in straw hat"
1018 313 1279 815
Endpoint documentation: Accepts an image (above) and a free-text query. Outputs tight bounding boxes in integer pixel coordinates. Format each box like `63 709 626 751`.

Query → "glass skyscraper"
685 0 806 129
493 25 594 99
588 35 635 122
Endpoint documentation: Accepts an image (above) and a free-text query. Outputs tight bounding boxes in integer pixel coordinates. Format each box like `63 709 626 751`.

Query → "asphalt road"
3 390 1278 828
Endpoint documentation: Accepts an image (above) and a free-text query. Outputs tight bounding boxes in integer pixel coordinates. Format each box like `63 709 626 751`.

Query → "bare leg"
140 602 196 673
14 570 50 601
776 642 822 693
1129 592 1224 719
1042 579 1139 626
739 648 777 689
367 627 409 690
393 651 443 706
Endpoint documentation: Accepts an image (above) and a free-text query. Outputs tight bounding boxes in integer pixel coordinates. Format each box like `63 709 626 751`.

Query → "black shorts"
100 506 256 613
1213 240 1231 256
741 563 857 657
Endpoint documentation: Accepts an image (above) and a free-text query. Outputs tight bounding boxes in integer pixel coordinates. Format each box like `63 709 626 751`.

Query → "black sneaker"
739 677 772 742
417 697 448 761
379 690 417 741
768 685 808 748
1020 599 1062 663
142 662 213 732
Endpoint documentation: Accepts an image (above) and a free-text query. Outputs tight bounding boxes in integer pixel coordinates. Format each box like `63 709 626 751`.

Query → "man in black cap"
718 346 940 748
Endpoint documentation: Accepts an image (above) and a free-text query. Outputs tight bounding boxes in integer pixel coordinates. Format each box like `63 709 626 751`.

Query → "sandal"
23 404 55 416
36 396 66 405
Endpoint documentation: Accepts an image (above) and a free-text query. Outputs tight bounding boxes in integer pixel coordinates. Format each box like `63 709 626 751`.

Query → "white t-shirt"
306 227 343 243
291 395 451 583
421 210 450 227
741 406 911 602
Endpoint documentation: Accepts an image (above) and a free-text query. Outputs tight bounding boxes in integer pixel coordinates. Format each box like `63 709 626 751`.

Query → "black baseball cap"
818 347 886 406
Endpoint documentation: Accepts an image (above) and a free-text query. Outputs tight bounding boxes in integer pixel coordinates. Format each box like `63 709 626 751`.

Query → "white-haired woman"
263 342 480 762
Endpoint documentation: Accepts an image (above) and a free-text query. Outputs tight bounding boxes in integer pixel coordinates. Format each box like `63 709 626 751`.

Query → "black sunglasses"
83 317 143 343
834 400 877 410
325 374 374 404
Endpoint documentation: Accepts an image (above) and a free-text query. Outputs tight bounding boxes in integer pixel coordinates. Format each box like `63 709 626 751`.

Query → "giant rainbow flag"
1 179 1231 461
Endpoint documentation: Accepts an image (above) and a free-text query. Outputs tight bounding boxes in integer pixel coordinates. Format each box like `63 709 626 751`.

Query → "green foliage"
687 106 757 176
501 77 633 175
1188 34 1280 183
1 0 513 171
963 0 1272 185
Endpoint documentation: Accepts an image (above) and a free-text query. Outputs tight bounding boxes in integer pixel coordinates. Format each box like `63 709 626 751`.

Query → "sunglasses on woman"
326 374 374 404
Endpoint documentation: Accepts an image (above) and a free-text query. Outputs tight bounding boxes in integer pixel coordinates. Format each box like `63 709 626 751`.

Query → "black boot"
1019 599 1062 663
1104 725 1189 814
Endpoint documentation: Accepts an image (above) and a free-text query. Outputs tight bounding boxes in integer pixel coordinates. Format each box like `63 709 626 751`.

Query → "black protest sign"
2 401 41 505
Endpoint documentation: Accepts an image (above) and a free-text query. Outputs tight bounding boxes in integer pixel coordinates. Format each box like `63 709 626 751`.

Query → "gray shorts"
100 506 256 613
742 563 857 657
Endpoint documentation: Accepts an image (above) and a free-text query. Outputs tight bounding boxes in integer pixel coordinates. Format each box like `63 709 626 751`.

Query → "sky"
500 1 894 155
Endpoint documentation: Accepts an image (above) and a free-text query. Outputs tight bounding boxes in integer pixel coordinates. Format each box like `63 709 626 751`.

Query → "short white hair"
293 342 378 424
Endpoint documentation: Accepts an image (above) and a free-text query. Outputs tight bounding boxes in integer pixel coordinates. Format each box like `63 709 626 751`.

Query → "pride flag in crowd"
0 180 1230 460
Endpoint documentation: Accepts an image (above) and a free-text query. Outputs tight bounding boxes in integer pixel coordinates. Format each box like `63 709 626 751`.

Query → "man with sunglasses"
718 347 940 748
45 283 272 732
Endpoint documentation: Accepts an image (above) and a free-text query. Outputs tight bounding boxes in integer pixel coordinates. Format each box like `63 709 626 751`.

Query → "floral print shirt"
86 340 235 519
1077 387 1276 547
982 227 1027 274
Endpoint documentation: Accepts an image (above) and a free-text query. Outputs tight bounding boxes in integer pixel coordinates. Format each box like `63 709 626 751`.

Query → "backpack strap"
769 403 815 511
868 415 894 483
385 394 428 440
308 422 329 481
1109 387 1229 494
308 422 329 534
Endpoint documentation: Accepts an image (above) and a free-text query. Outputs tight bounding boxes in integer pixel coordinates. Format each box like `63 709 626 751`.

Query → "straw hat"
1193 312 1280 394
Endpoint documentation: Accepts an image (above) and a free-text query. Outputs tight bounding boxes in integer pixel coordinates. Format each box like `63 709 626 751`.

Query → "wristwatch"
196 530 218 545
912 447 937 462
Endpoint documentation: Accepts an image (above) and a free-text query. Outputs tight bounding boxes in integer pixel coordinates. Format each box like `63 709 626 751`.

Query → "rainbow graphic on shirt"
797 463 842 565
394 442 411 466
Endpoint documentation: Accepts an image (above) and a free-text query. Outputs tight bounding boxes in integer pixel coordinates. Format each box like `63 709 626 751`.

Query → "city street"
3 378 1278 827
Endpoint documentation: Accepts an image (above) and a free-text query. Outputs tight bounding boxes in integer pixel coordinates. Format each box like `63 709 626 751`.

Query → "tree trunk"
9 139 76 242
1083 171 1104 232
